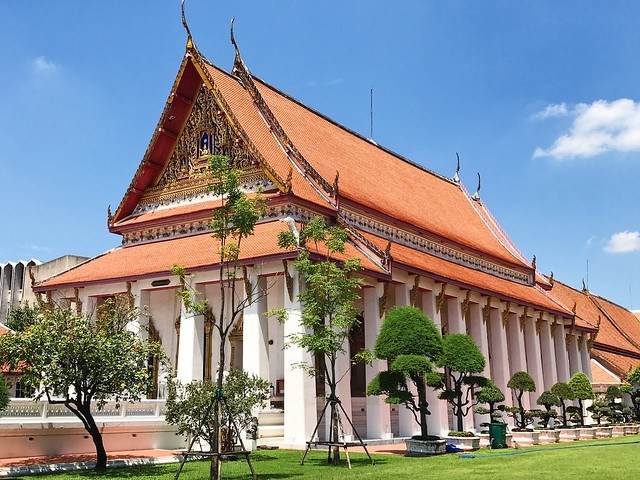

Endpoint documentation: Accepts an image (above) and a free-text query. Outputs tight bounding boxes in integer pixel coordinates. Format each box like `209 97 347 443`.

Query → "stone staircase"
257 409 284 442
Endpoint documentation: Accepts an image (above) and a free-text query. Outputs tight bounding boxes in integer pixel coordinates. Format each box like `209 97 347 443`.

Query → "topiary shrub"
432 334 487 433
507 371 536 430
0 374 9 414
604 386 625 423
568 372 594 427
475 381 506 428
536 391 561 429
550 382 575 427
367 306 442 440
623 366 640 422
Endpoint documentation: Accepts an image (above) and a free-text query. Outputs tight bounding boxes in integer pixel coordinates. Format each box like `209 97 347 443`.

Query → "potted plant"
551 381 578 442
505 372 540 446
567 372 595 440
366 306 445 455
430 334 486 451
475 381 509 448
536 391 560 444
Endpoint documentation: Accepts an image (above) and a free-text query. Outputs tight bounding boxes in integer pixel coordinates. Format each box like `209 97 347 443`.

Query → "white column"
539 320 558 390
447 297 466 334
469 302 490 431
507 312 530 409
488 307 511 407
243 275 269 381
579 334 593 381
177 284 205 383
553 322 571 383
394 283 420 437
283 266 317 446
524 315 545 407
129 288 149 338
364 285 392 439
567 331 582 377
422 290 449 436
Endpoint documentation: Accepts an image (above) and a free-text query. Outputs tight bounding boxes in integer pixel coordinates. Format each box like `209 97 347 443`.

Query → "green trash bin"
489 422 507 449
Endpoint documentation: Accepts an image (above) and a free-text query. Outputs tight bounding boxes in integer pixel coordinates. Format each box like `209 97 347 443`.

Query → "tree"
474 381 506 427
506 371 536 430
273 216 363 463
623 366 640 421
0 373 9 413
173 155 266 479
0 299 162 471
4 303 39 332
550 382 575 427
604 385 625 423
433 334 487 432
586 396 609 425
536 391 560 429
366 306 442 439
568 372 594 427
166 369 270 451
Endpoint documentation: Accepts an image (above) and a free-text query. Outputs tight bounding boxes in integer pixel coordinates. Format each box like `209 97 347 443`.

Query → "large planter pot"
623 425 637 436
596 426 613 438
511 430 539 447
478 433 490 448
578 427 596 440
558 428 579 442
405 438 446 456
612 426 625 437
537 430 560 444
443 435 480 451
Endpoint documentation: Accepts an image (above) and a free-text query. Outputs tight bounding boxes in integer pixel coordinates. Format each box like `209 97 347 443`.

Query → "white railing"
0 399 166 421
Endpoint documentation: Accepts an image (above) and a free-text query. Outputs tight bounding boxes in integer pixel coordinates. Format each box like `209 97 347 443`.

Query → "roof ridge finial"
230 17 247 75
453 152 461 183
582 278 588 293
181 0 195 51
472 172 481 200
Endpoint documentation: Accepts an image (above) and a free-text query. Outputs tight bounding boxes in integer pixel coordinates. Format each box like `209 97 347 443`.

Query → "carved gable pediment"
139 86 263 207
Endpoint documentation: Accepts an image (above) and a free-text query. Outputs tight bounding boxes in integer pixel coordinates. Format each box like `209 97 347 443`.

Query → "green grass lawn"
45 436 640 479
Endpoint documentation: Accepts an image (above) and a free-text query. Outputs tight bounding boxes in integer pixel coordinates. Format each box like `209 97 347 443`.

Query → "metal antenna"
586 259 589 290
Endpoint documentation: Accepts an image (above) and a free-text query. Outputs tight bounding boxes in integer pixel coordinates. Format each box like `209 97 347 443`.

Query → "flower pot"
595 426 613 438
511 430 539 447
558 428 579 442
537 430 560 444
578 428 596 440
405 438 446 456
443 435 480 451
612 426 625 437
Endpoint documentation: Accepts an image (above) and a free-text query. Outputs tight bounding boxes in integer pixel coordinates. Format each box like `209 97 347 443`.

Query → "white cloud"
20 243 52 253
586 235 597 247
533 99 640 160
32 56 58 75
604 231 640 253
531 103 568 120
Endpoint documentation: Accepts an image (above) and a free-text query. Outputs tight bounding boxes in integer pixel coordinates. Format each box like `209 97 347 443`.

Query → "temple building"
23 30 639 449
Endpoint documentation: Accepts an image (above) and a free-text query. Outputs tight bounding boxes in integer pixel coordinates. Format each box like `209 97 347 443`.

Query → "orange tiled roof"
248 76 530 269
356 230 569 316
590 359 621 385
547 281 601 330
590 294 640 352
38 222 292 289
37 221 386 290
0 324 11 335
591 349 640 379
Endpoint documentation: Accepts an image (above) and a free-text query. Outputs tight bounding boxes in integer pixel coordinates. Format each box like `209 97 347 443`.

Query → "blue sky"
1 1 639 309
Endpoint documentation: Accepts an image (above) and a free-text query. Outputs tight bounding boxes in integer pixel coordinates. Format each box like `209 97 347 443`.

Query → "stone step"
257 424 284 439
258 410 284 427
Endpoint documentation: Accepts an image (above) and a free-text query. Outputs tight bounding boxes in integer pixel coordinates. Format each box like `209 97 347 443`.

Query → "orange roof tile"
590 359 621 385
547 281 601 330
38 222 293 289
591 349 640 379
0 324 11 335
357 230 569 315
590 294 640 352
252 77 530 269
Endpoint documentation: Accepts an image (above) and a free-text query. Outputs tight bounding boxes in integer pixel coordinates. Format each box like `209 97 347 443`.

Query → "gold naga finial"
230 17 247 75
284 166 293 193
549 271 554 285
181 0 195 51
582 278 588 292
572 301 577 315
333 170 340 197
107 205 113 226
532 255 536 271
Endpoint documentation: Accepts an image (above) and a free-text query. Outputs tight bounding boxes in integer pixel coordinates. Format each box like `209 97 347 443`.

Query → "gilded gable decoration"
481 296 492 324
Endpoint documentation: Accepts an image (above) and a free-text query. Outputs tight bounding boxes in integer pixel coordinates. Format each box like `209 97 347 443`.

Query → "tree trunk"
578 399 584 427
517 392 525 429
415 376 429 438
77 406 107 471
456 385 464 432
210 334 226 480
328 354 340 464
560 401 567 427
